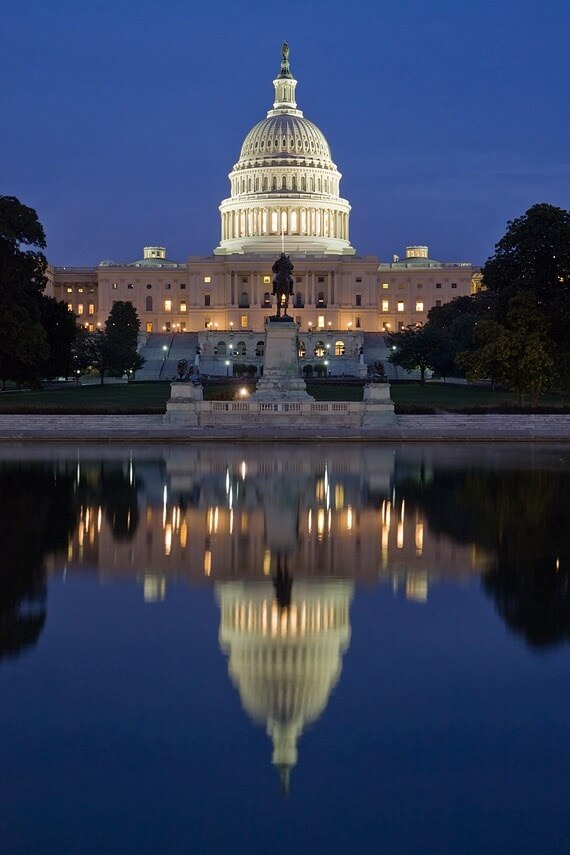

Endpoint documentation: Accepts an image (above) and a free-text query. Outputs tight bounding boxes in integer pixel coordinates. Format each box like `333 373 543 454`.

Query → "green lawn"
0 379 567 413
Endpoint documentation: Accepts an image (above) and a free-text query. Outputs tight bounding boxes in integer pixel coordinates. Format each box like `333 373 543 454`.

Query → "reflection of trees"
397 466 570 649
75 461 141 541
0 463 77 660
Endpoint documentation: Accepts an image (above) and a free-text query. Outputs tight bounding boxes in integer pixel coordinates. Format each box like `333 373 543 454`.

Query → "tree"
458 292 556 406
425 294 494 378
0 197 50 386
39 296 77 379
386 325 440 383
104 301 144 378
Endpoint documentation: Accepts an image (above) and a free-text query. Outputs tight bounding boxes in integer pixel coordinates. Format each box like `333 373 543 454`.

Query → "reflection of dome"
215 44 354 256
217 579 353 789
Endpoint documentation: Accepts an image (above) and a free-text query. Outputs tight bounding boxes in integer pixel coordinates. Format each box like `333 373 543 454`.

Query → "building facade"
46 45 478 362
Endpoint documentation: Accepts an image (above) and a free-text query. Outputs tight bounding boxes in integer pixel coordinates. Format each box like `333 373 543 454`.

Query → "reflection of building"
46 46 477 352
45 446 489 599
217 579 353 790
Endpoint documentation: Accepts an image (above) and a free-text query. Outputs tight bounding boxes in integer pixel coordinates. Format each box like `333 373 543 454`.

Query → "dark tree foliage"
0 195 47 308
104 300 144 378
396 462 570 649
39 295 77 379
386 324 441 383
425 293 494 378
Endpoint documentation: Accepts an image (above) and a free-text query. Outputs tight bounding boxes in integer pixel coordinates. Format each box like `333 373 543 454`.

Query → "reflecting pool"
1 443 569 854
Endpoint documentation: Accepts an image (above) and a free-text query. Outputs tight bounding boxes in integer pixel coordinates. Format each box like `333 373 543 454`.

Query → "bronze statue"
280 42 290 76
271 253 294 320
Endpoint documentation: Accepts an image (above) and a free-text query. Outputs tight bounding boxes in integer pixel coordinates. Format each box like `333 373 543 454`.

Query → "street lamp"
225 360 230 377
162 345 168 361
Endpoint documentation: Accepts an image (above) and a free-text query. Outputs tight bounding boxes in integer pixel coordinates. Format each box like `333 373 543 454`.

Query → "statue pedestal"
252 321 313 401
164 381 203 424
361 382 396 427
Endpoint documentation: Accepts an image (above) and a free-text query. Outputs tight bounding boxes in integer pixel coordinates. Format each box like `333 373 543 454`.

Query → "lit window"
164 299 172 312
146 322 153 333
382 283 390 289
382 299 389 312
263 275 271 284
66 287 72 293
317 315 325 329
112 283 118 290
88 303 95 316
397 301 405 312
180 301 187 312
204 276 211 283
335 340 345 356
241 315 248 328
88 323 94 332
314 340 326 357
67 302 73 312
416 300 424 312
77 287 83 293
77 303 84 315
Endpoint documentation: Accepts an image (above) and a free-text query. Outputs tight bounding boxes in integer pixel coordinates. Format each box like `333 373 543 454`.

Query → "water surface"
1 443 569 854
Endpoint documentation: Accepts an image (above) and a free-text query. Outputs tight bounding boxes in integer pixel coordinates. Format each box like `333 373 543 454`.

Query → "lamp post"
225 360 230 378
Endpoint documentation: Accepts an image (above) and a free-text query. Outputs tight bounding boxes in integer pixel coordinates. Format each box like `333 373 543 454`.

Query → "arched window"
145 296 153 312
335 340 345 356
262 177 268 191
282 176 287 189
298 340 306 358
294 291 304 308
263 291 271 307
309 177 314 191
255 340 265 357
317 291 326 306
217 341 227 357
255 177 259 191
239 291 249 308
236 340 247 357
314 340 326 357
291 176 297 191
301 176 306 191
272 177 277 190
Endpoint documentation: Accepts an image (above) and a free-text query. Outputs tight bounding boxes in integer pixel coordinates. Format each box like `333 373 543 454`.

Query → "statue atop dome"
279 41 292 78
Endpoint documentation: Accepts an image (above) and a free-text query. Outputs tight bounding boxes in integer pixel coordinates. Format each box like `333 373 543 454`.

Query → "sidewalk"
0 414 569 442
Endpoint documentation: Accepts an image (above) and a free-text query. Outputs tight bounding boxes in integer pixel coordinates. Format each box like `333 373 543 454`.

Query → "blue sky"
2 0 569 265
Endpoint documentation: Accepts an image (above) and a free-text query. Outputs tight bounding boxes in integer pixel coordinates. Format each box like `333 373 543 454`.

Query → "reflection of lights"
239 387 249 397
400 499 405 522
164 524 172 555
317 508 325 540
229 509 234 535
263 549 271 575
240 461 247 480
334 485 344 509
180 520 188 549
415 522 424 555
307 508 312 534
204 550 212 576
143 575 166 603
225 469 230 494
346 506 353 532
97 506 102 533
397 521 404 549
406 573 428 603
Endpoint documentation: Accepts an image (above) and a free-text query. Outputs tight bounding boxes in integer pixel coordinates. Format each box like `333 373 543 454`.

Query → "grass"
0 379 568 414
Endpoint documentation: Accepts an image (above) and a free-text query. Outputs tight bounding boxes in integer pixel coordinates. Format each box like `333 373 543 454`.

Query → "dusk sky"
2 0 569 266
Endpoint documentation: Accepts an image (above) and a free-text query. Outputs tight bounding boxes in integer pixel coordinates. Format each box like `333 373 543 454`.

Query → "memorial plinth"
164 381 203 425
252 320 313 402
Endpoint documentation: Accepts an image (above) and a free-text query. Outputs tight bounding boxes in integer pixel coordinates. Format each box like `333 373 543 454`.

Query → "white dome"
214 44 354 256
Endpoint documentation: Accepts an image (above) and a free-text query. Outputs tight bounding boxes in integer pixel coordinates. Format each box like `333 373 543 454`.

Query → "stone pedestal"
164 381 203 424
361 381 396 427
252 320 313 401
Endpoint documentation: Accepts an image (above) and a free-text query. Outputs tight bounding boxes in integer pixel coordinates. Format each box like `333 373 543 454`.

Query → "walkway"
0 414 569 442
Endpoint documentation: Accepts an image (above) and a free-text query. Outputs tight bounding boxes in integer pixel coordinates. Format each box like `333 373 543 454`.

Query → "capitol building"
47 45 478 376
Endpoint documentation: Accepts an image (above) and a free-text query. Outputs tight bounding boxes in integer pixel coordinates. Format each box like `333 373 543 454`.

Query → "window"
66 287 73 293
239 291 249 308
335 340 345 356
294 292 304 308
77 303 84 315
236 340 247 357
382 283 390 289
112 283 118 290
416 300 424 312
146 283 152 290
397 283 404 290
241 315 248 329
263 291 271 307
145 296 153 311
397 301 405 312
417 283 422 289
295 316 301 325
146 322 154 333
166 283 171 290
451 282 457 289
263 275 271 284
204 294 211 307
127 283 134 289
88 303 95 316
77 287 84 293
435 300 442 307
180 321 186 331
398 321 404 330
356 277 362 283
298 341 306 358
382 321 391 331
180 283 186 289
355 294 362 307
317 315 325 329
382 299 389 312
314 340 326 357
255 340 265 357
165 321 171 332
164 299 172 312
355 316 361 328
317 291 326 306
217 341 227 357
204 276 211 283
435 283 442 289
318 276 325 284
67 302 73 312
204 316 212 328
241 277 248 284
180 301 187 312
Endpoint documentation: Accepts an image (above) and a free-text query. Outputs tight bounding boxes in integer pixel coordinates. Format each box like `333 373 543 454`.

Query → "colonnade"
221 206 349 242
